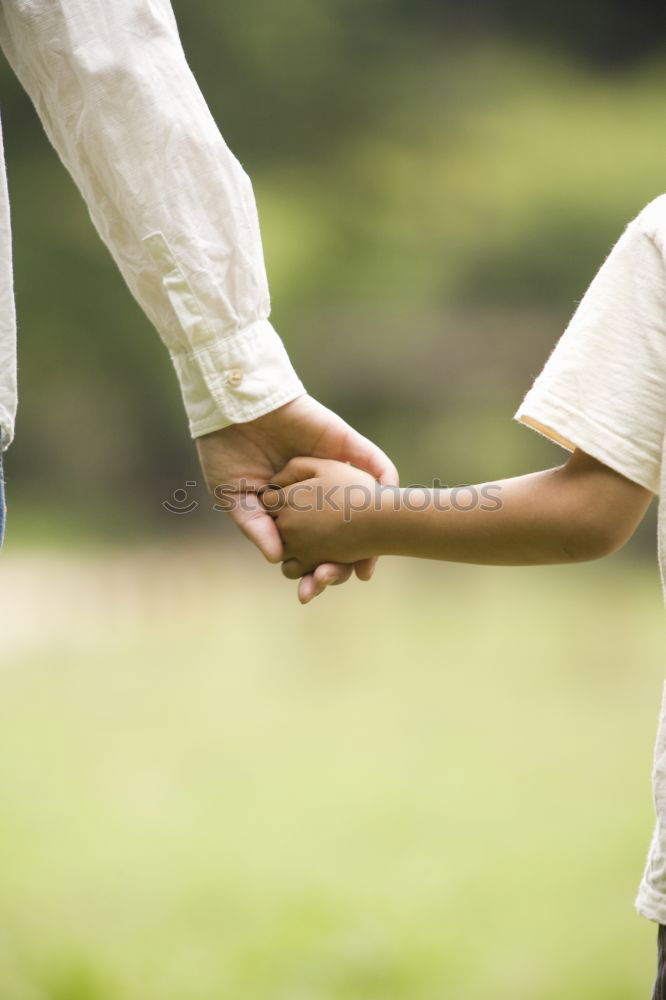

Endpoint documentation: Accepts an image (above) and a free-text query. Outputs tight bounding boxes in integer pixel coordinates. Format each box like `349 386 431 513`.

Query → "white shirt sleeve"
0 0 306 438
514 194 666 494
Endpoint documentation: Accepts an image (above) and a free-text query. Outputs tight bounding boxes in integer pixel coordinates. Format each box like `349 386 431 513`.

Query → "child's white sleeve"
514 196 666 494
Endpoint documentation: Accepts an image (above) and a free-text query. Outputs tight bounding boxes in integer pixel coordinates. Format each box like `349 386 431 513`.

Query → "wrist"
371 485 435 558
358 484 404 556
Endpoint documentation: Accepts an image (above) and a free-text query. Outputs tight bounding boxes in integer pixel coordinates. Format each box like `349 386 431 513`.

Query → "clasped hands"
260 456 385 595
195 394 398 604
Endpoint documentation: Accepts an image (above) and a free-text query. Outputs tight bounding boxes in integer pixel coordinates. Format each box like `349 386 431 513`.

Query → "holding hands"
254 439 653 592
197 395 646 604
261 458 388 586
195 395 398 604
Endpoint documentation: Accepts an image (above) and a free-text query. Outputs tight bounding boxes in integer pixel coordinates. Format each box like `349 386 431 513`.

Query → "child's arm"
263 200 666 600
262 450 654 576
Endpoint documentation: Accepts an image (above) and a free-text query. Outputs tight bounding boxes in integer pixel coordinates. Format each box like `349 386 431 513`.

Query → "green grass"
0 543 664 999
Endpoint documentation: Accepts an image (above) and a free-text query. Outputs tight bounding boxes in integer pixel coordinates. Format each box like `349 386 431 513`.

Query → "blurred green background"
2 0 666 996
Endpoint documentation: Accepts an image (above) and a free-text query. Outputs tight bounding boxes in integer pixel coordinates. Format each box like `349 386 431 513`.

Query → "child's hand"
260 457 384 586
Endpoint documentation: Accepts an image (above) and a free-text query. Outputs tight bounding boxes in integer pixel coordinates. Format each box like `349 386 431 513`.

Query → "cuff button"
226 368 243 387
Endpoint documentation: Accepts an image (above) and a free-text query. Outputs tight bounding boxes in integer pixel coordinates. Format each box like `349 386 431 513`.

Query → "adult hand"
195 394 398 603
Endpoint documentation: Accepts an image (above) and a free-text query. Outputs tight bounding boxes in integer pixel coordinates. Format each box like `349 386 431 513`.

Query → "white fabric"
0 0 305 451
514 192 666 923
0 103 16 452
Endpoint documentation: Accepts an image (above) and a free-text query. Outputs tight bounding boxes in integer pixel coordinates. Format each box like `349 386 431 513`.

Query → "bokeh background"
2 1 666 997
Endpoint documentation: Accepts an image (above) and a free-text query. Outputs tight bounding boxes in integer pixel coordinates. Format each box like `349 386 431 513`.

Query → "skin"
261 448 654 598
195 393 399 603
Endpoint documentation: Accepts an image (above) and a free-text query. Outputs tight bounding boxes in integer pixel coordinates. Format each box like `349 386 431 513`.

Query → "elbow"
558 517 634 564
549 454 652 564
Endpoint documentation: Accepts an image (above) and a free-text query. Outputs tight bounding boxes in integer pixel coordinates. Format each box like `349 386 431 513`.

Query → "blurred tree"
396 0 666 68
0 1 664 541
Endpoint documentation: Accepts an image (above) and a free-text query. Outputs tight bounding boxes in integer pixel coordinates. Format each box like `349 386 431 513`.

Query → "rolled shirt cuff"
170 318 307 437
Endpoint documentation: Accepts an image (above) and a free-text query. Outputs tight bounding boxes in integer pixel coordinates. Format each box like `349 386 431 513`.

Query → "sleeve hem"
0 412 14 453
188 385 307 439
170 318 307 431
513 396 661 494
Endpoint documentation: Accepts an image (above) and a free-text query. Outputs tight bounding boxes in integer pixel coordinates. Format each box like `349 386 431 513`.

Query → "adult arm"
0 0 305 435
0 0 397 595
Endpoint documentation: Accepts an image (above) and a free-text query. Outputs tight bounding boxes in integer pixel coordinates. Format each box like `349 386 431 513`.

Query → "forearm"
367 459 650 566
0 0 304 436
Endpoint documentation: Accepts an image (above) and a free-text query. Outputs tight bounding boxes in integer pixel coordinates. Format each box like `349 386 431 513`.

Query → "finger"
299 563 354 604
229 494 283 564
354 556 378 582
269 457 326 489
336 434 399 487
314 562 353 587
282 558 306 580
259 485 285 516
298 573 321 604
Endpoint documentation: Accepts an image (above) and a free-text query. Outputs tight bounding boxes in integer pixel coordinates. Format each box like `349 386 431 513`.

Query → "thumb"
269 456 327 489
229 494 284 563
332 432 399 487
